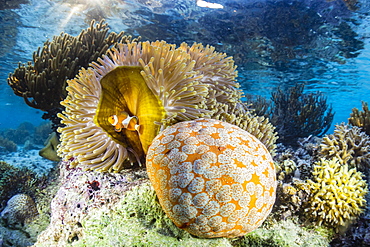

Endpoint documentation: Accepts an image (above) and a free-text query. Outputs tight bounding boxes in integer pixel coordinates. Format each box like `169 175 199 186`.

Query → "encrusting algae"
57 40 278 172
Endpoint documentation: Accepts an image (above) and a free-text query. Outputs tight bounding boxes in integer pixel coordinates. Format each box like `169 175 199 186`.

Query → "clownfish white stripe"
122 116 138 129
111 115 119 126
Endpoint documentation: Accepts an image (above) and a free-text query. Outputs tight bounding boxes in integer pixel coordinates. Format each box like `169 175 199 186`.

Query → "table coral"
146 118 276 238
305 158 368 228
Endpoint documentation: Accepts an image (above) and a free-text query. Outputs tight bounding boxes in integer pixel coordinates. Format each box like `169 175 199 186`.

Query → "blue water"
1 0 370 134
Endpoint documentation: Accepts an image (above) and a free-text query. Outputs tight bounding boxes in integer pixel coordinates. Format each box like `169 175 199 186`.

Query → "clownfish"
108 112 140 133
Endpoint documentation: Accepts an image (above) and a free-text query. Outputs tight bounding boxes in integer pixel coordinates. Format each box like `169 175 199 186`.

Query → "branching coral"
57 40 278 172
305 158 368 228
270 84 334 145
7 19 131 127
318 123 370 171
349 101 370 135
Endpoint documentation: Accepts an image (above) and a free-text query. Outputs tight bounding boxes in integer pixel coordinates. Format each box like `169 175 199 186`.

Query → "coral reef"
0 136 17 152
0 164 59 247
146 118 276 238
0 194 38 228
349 101 370 135
319 123 370 172
2 122 34 145
0 161 41 209
34 160 149 245
57 39 277 172
305 158 368 229
33 122 53 146
7 19 131 127
270 84 334 145
330 196 370 246
68 183 232 246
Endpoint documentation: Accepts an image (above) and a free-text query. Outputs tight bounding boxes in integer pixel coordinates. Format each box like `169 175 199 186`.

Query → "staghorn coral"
305 158 368 229
319 123 370 172
57 40 278 172
7 19 131 127
270 84 334 145
146 118 276 238
0 194 38 228
349 101 370 135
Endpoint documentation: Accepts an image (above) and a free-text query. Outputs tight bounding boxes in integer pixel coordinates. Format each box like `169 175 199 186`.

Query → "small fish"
108 112 140 133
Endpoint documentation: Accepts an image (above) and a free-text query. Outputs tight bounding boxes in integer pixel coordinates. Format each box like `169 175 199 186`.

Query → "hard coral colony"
306 158 368 228
146 118 276 238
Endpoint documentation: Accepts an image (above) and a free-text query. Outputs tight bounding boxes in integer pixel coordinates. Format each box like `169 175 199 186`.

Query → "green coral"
349 101 370 135
319 123 370 171
305 158 368 229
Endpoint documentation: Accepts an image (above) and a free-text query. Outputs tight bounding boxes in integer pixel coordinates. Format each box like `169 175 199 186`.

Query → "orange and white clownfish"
108 112 140 133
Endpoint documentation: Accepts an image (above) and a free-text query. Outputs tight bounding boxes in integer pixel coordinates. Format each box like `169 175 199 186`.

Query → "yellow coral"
349 101 370 135
319 123 370 171
305 158 368 228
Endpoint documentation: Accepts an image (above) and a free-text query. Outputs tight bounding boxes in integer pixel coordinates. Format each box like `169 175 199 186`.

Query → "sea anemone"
146 118 277 238
57 41 244 172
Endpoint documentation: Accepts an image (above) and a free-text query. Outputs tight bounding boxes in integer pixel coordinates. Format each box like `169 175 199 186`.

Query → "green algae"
233 219 331 247
63 182 330 247
71 183 232 247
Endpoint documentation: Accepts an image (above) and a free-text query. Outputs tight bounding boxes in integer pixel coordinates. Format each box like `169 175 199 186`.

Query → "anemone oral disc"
94 66 165 157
